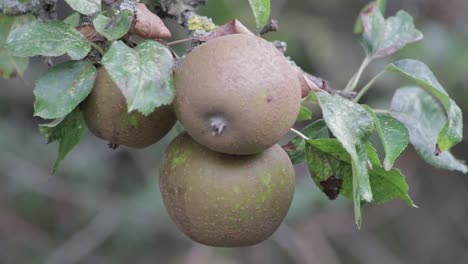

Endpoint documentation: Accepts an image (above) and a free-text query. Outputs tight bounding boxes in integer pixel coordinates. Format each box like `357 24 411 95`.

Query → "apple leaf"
64 0 101 16
364 105 409 171
63 13 80 27
390 87 467 173
309 92 375 226
39 108 87 174
0 15 32 78
6 21 91 60
388 59 463 153
93 10 133 41
306 139 415 208
296 105 312 122
102 40 175 115
354 0 387 34
248 0 270 30
360 3 423 58
285 119 329 165
34 61 97 119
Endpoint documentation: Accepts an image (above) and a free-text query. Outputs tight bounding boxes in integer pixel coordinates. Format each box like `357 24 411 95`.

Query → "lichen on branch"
1 0 58 21
144 0 207 24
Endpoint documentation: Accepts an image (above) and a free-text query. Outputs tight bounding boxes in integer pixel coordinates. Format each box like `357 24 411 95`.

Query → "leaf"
388 59 463 152
360 3 423 58
248 0 270 30
306 139 415 207
364 105 409 171
0 15 31 78
354 0 387 34
296 105 312 122
102 40 175 115
285 119 329 165
309 92 375 226
63 12 80 27
64 0 100 15
93 10 133 41
39 108 87 173
6 20 91 60
390 87 467 173
34 61 97 119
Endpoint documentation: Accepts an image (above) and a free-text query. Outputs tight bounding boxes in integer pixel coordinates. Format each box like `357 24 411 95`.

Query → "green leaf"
360 3 423 58
306 139 415 207
102 40 175 115
285 119 329 164
34 61 97 119
388 59 463 152
93 10 133 41
0 15 31 78
6 20 91 60
364 105 409 171
63 12 80 27
309 92 375 226
248 0 270 30
390 87 467 173
64 0 100 15
296 105 312 122
39 108 87 173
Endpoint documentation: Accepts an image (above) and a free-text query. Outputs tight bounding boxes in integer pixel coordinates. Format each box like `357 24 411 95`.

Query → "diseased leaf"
64 0 100 15
0 15 32 78
306 139 415 207
63 12 80 27
306 139 350 200
6 21 91 60
93 10 133 41
39 108 87 173
102 40 175 115
34 61 97 119
354 0 387 34
390 87 467 173
360 3 423 58
248 0 270 30
309 92 375 226
388 59 463 152
364 105 409 171
297 105 312 122
285 119 328 164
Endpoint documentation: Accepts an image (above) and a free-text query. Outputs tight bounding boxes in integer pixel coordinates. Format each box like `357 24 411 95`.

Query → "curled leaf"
360 3 423 58
199 19 254 42
388 59 463 152
390 87 467 173
131 3 171 39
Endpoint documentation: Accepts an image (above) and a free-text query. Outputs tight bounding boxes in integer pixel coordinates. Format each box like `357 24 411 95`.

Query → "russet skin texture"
159 133 295 247
174 34 302 155
82 68 176 148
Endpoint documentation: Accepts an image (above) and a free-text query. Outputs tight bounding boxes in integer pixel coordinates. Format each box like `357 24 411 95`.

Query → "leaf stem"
344 56 373 92
353 68 386 103
167 38 198 46
89 42 105 55
290 128 310 141
373 109 392 115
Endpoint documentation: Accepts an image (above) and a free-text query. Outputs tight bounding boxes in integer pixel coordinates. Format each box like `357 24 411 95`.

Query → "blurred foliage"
1 0 468 263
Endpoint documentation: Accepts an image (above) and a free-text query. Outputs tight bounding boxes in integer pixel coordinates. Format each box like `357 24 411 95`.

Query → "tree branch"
1 0 58 21
142 0 207 25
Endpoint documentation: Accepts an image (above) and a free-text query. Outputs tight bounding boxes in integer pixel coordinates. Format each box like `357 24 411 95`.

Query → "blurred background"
1 0 468 263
